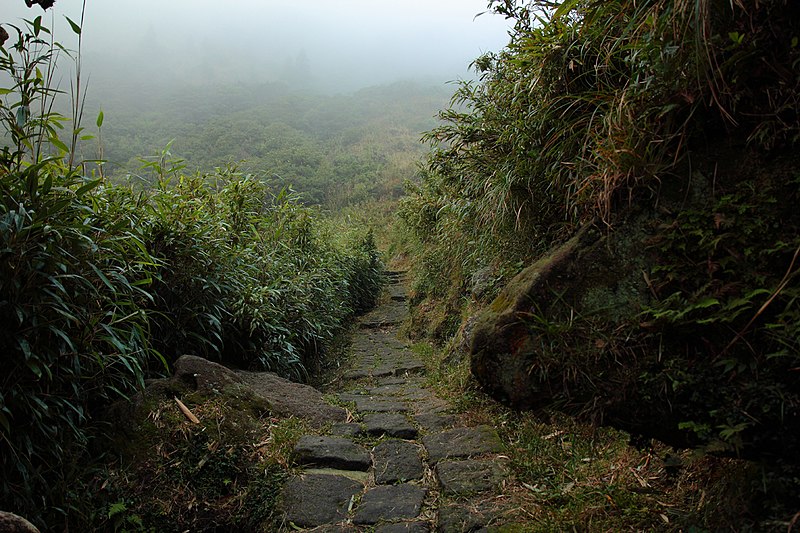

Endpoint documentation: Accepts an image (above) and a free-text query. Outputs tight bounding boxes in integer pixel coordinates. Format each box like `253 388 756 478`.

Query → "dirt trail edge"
278 271 510 532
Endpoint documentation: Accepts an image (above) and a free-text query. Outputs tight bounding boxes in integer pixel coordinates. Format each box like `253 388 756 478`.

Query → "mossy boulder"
469 223 647 409
116 355 346 430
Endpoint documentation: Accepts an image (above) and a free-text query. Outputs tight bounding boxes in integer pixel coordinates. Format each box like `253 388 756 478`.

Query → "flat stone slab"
351 330 407 351
304 468 370 484
368 383 408 395
343 368 372 380
353 484 426 525
337 393 368 404
373 440 424 484
374 377 414 386
368 384 431 400
393 362 426 376
435 459 508 495
308 526 358 533
415 413 456 433
375 522 430 533
364 413 418 439
422 425 502 464
354 397 409 413
411 397 451 415
294 435 371 471
389 284 407 302
281 474 363 528
343 366 396 380
372 366 402 379
359 301 407 329
330 423 364 438
437 503 490 533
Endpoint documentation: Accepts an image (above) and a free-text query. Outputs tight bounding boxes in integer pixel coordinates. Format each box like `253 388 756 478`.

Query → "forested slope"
401 0 800 528
81 81 450 208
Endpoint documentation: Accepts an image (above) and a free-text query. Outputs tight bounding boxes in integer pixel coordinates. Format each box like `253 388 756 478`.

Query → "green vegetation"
0 15 383 529
81 80 449 210
401 0 800 528
4 0 800 530
402 0 800 303
404 0 800 441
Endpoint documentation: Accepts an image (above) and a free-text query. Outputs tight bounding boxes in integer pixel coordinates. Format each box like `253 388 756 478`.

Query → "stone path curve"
278 271 511 532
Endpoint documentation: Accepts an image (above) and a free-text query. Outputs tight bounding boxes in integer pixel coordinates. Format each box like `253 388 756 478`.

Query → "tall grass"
402 0 800 313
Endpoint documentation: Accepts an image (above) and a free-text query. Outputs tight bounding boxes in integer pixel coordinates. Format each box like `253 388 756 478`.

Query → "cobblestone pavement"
279 271 513 532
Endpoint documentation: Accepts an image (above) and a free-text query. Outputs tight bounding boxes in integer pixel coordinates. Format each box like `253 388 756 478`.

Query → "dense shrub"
0 18 383 527
401 0 800 465
138 169 383 377
403 0 800 301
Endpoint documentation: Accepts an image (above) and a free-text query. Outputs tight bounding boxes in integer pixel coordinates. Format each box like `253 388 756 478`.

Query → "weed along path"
279 271 511 532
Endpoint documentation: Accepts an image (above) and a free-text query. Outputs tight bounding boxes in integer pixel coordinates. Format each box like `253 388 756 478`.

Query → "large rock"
465 158 800 463
0 512 39 533
130 355 346 428
465 222 681 443
464 222 691 443
469 225 628 409
172 354 244 395
236 370 347 427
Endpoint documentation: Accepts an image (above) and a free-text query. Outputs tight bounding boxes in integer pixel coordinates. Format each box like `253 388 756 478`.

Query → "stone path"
279 271 511 532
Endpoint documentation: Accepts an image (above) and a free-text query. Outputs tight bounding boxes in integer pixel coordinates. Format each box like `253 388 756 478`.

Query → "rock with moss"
113 355 346 431
0 512 39 533
469 223 644 408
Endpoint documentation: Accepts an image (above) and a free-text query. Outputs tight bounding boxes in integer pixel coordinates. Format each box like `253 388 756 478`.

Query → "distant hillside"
79 81 452 207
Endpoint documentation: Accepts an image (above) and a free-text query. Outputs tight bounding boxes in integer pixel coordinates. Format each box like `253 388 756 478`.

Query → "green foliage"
402 0 800 314
0 18 384 529
1 19 154 524
641 173 800 457
402 0 800 462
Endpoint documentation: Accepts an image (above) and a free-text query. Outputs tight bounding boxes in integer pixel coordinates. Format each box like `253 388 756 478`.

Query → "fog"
4 0 512 93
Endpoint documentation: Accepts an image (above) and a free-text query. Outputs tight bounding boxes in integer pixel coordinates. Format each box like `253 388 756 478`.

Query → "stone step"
374 522 430 533
280 473 363 528
435 459 509 496
359 301 407 329
422 425 503 464
353 484 427 525
363 412 418 439
389 284 408 302
414 412 456 433
352 396 410 413
373 440 424 484
293 435 372 471
281 266 514 533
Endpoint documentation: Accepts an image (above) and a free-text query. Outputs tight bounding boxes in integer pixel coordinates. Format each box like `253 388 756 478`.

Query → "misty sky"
4 0 512 91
